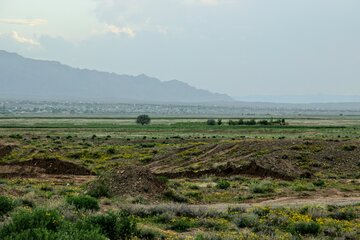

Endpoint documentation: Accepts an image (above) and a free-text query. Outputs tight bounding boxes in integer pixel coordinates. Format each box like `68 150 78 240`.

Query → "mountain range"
0 50 232 103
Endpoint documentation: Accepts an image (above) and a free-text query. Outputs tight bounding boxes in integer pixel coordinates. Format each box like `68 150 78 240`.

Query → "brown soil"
96 166 167 198
148 139 360 180
158 160 301 180
0 158 94 178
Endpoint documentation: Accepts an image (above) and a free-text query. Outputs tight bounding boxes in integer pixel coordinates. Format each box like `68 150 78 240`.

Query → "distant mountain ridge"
0 50 233 103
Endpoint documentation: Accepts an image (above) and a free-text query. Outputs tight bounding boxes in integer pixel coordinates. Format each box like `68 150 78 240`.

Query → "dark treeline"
207 118 286 126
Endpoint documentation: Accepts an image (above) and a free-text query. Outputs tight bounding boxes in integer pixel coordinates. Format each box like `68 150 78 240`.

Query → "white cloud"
0 18 47 26
105 24 136 38
11 31 40 46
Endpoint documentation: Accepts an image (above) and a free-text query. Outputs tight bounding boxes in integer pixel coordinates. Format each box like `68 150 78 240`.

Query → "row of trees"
207 118 286 126
135 115 286 126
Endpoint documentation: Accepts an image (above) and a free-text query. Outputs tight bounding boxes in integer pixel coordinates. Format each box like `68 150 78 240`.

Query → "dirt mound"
148 139 360 180
14 158 94 175
0 158 93 178
159 160 301 180
0 145 12 159
96 166 167 198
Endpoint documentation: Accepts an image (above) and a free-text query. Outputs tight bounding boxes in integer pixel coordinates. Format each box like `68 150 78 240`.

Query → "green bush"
164 190 189 203
290 221 320 235
216 180 230 190
313 179 326 187
137 226 165 240
0 208 63 238
329 207 357 221
169 218 195 232
86 211 137 240
54 224 106 240
66 195 100 211
292 182 315 192
0 195 14 216
234 213 259 228
87 180 110 198
250 181 275 194
207 119 216 126
2 224 107 240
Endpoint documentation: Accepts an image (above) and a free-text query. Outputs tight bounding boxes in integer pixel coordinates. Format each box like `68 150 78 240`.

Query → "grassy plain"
0 116 359 239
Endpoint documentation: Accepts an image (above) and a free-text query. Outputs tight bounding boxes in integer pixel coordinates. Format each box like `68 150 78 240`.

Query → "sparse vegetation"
66 195 100 211
0 116 359 239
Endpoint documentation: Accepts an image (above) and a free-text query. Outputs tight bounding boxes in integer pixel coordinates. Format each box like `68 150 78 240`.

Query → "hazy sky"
0 0 359 98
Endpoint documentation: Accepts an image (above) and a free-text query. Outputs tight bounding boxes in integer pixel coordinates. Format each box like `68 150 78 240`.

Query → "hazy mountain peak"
0 51 233 103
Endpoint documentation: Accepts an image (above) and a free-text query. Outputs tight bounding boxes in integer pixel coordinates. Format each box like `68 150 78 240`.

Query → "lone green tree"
207 119 216 126
136 115 151 125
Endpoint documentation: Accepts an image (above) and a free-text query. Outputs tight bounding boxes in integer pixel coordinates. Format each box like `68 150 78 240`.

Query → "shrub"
342 145 356 151
250 181 275 194
2 224 107 240
329 207 357 221
87 180 110 198
0 208 62 238
164 190 189 203
195 233 222 240
206 119 216 126
156 176 169 184
290 221 320 235
106 148 116 154
54 224 107 240
184 191 203 201
66 195 100 211
313 179 326 187
258 120 269 125
216 180 230 190
245 119 256 125
86 211 137 240
234 213 259 228
292 182 315 192
137 226 165 240
169 217 195 232
189 184 200 190
0 195 14 216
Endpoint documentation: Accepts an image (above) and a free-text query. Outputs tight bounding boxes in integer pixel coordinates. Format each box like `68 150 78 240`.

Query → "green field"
0 116 359 239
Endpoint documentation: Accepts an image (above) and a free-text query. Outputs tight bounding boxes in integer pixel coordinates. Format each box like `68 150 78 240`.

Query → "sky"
0 0 360 99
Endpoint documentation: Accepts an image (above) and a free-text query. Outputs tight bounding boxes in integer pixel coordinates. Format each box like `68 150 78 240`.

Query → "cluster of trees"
206 119 223 126
207 118 286 126
229 118 286 126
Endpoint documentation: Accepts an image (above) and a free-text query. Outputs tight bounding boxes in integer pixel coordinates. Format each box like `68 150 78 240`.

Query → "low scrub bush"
87 179 110 198
342 145 356 151
206 119 216 126
250 181 275 194
0 208 107 240
290 221 320 235
169 217 195 232
313 179 326 187
66 195 99 211
164 190 189 203
329 207 357 221
0 195 14 216
234 213 259 228
0 208 62 238
137 226 166 240
292 182 315 192
216 180 230 190
86 211 137 240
